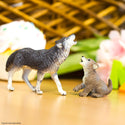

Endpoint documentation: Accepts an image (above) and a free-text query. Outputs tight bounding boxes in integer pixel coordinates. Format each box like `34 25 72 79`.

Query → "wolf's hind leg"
22 68 35 91
73 83 85 92
51 73 66 96
8 67 17 91
35 72 44 94
90 93 104 98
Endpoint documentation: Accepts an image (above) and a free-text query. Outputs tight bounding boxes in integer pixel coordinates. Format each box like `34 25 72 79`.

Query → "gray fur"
6 34 77 95
73 56 112 98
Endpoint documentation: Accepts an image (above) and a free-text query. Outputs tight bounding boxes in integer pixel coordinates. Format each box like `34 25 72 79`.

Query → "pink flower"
96 30 125 83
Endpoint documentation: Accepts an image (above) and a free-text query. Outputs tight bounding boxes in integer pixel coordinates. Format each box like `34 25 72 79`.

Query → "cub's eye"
88 59 90 61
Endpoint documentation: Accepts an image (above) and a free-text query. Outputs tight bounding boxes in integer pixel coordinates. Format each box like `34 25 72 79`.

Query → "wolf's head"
55 34 77 49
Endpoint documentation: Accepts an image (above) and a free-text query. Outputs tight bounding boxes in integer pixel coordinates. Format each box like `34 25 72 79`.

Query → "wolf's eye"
88 59 90 61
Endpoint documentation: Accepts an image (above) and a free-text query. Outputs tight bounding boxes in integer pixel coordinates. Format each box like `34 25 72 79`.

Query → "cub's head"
80 56 99 71
55 34 77 49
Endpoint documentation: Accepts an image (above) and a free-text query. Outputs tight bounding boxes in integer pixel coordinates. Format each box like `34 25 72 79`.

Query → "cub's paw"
73 87 79 92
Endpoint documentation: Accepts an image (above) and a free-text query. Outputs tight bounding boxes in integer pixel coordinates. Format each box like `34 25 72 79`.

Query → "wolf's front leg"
35 72 45 95
51 73 66 96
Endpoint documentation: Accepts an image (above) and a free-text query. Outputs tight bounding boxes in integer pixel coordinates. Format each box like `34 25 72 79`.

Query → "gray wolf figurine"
73 56 112 98
6 34 77 95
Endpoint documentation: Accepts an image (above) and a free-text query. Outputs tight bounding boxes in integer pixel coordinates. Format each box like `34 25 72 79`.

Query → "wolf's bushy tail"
106 78 112 95
6 51 18 72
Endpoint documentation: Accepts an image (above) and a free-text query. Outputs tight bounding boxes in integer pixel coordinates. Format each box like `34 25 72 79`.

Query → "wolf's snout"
69 34 75 40
73 41 77 45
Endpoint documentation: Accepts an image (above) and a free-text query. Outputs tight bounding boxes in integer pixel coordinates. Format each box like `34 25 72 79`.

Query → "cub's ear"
93 63 99 70
56 42 63 48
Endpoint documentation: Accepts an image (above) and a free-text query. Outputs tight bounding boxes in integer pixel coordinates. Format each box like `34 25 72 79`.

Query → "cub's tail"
6 51 18 72
106 78 113 95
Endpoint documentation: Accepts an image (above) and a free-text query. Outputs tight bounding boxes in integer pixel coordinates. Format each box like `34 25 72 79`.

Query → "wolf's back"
6 51 18 72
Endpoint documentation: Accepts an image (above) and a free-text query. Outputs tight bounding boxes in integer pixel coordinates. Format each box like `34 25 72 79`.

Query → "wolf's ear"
93 63 99 70
55 37 66 44
56 42 63 48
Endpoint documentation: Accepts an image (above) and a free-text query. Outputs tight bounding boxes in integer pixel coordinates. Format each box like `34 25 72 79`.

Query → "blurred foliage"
110 60 125 89
45 36 107 78
71 37 107 52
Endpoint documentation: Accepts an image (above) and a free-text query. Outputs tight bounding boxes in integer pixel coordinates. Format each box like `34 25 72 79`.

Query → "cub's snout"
80 56 98 70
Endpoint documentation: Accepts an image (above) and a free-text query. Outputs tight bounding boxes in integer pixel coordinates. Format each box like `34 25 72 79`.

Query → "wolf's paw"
36 90 43 95
32 87 36 92
60 90 67 96
8 86 15 91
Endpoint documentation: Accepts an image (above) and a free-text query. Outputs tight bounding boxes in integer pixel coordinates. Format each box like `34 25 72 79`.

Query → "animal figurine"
73 56 112 98
6 34 77 95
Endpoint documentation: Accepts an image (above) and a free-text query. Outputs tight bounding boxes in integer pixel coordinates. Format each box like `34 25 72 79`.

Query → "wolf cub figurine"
73 56 112 98
6 34 77 95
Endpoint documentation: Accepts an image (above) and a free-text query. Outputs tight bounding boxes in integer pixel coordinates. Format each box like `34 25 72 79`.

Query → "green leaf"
71 37 107 52
44 37 107 78
119 66 125 86
110 60 121 89
44 51 97 78
110 60 125 89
